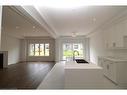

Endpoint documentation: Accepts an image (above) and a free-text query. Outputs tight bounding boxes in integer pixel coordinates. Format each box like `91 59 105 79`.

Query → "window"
73 44 83 58
35 44 39 56
40 44 44 56
29 44 34 56
29 43 49 56
45 43 49 56
73 44 79 49
63 43 84 61
65 44 71 50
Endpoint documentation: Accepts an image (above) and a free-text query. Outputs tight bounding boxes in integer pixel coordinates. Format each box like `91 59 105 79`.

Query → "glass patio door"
62 43 84 61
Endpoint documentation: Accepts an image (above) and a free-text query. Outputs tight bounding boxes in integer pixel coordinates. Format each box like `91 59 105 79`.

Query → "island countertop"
64 61 103 89
64 61 102 69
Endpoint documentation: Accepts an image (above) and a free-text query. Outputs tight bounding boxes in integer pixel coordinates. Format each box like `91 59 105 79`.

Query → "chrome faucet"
73 50 79 61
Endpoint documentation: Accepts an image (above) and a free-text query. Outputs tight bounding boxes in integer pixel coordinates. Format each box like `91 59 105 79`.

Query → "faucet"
73 50 79 61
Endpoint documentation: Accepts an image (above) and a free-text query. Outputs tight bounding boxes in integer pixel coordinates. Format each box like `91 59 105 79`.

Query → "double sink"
75 59 89 64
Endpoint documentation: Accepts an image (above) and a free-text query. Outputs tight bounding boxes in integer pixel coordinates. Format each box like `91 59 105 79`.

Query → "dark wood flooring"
0 62 55 89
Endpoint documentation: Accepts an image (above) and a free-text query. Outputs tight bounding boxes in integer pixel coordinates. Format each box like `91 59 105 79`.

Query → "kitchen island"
38 61 104 89
64 61 104 89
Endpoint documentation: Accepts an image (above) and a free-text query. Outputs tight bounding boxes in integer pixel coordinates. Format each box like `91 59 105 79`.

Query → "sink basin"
75 59 89 64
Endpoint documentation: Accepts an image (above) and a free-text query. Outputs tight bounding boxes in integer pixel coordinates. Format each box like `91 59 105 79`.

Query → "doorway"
62 43 84 61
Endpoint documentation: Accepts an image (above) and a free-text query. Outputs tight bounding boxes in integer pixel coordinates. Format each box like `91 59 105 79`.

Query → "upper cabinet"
105 19 127 50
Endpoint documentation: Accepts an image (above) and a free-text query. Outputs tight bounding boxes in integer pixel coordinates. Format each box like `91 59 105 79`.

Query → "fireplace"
0 53 3 68
0 51 8 68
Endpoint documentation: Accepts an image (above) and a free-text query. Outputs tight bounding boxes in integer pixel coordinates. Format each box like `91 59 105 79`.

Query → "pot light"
93 18 97 22
16 26 20 29
33 26 36 28
72 32 77 37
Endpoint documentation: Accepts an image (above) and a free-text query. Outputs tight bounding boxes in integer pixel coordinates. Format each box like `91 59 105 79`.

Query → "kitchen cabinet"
102 59 108 76
101 59 116 82
105 21 127 49
107 61 117 83
98 57 127 87
65 61 103 89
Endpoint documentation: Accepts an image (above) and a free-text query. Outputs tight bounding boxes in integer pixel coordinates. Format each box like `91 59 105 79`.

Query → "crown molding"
24 36 55 39
86 8 127 37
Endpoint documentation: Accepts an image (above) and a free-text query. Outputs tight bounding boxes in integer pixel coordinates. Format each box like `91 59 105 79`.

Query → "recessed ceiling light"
72 32 77 37
33 26 36 28
93 18 97 22
33 30 39 32
16 26 20 29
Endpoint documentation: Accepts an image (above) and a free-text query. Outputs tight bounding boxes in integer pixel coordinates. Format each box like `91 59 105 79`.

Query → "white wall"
88 11 127 64
1 32 21 65
20 37 55 62
20 39 27 61
0 6 21 65
0 6 2 49
55 36 89 62
88 29 109 64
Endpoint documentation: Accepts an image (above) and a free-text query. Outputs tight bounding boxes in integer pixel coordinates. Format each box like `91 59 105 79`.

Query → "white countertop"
99 56 127 62
64 61 102 69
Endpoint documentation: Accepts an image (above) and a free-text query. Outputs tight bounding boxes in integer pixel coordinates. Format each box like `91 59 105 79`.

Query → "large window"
63 43 84 61
29 43 49 56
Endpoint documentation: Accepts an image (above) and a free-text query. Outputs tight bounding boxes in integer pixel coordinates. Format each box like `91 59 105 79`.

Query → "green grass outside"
63 50 83 57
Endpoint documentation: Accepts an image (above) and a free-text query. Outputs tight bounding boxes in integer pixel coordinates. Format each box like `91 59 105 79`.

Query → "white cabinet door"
98 57 103 67
106 22 124 48
101 57 127 86
108 62 117 83
106 61 110 78
103 60 109 77
102 59 116 82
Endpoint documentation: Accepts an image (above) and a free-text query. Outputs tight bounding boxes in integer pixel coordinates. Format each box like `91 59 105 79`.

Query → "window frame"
62 43 84 61
29 43 50 57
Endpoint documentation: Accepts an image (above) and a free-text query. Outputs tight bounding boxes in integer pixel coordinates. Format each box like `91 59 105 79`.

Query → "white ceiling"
36 6 127 36
2 6 51 38
2 6 127 38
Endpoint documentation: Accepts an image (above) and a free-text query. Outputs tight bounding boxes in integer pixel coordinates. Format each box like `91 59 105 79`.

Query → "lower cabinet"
107 61 117 83
102 59 116 83
98 57 127 87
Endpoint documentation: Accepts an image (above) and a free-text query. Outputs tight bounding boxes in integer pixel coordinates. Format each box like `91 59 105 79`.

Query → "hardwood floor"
0 62 55 89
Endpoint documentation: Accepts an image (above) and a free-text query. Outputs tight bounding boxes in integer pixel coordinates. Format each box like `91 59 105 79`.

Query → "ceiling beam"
34 6 59 37
14 6 57 38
